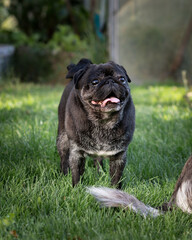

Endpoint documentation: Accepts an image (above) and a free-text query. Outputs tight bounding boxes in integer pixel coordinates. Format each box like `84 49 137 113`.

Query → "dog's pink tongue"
91 97 120 107
101 97 120 107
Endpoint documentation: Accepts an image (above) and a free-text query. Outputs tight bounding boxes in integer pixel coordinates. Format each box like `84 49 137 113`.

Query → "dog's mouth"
90 91 123 110
91 96 120 108
88 87 128 112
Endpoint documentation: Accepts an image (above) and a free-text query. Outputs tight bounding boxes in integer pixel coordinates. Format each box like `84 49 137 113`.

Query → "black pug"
57 59 135 188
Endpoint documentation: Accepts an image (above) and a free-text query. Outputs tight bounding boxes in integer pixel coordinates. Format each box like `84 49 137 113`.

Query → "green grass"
0 82 192 240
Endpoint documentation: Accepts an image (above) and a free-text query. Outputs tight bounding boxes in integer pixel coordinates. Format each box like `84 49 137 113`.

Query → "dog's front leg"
57 131 70 175
109 151 127 189
69 143 85 187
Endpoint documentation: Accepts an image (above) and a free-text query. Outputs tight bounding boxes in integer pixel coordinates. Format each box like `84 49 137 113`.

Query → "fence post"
108 0 119 63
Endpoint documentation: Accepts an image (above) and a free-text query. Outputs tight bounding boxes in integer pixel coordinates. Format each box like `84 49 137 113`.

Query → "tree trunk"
65 0 80 35
90 0 96 25
169 16 192 76
108 0 119 62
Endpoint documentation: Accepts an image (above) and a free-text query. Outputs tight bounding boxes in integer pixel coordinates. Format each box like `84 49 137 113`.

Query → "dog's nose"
106 79 115 84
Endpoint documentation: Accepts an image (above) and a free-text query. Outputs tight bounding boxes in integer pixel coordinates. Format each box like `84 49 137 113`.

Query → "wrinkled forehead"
87 62 123 78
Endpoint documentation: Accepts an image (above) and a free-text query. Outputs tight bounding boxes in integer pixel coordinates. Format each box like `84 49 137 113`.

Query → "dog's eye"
119 77 125 83
91 79 99 85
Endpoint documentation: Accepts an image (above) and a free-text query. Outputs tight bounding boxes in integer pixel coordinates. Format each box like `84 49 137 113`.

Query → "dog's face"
67 59 131 113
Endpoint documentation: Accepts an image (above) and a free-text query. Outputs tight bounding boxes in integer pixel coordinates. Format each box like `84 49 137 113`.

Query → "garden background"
0 1 192 239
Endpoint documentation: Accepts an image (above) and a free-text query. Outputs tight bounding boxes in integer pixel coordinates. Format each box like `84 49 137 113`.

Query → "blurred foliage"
0 0 108 83
7 0 89 42
14 46 52 83
0 29 108 83
0 2 8 24
48 25 87 52
86 32 108 64
0 29 42 46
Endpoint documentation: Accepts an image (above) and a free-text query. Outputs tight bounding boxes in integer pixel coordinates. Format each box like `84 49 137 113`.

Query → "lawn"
0 82 192 240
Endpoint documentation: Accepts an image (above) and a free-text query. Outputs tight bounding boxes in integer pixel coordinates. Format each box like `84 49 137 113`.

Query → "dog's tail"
87 187 161 218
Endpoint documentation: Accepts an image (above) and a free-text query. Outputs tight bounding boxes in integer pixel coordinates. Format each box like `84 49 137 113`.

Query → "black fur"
57 59 135 188
66 58 92 79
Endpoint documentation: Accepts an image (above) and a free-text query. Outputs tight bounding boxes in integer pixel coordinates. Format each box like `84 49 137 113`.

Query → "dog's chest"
78 125 126 156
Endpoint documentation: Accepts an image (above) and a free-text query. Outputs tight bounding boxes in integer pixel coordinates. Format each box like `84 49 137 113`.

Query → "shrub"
14 46 52 83
48 25 87 53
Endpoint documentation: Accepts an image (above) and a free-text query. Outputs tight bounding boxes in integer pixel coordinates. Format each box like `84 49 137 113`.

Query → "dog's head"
66 58 132 113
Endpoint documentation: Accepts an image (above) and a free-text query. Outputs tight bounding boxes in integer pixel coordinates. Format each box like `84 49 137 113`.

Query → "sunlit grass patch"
132 85 186 106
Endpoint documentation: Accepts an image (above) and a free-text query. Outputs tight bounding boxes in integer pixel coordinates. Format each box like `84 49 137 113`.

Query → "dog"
87 155 192 217
57 58 135 188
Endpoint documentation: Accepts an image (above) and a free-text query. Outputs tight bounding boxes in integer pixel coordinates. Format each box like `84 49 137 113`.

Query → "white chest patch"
176 180 192 214
85 150 121 156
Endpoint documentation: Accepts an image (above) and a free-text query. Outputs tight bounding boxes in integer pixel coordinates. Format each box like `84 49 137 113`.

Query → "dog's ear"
110 61 132 83
119 65 131 83
73 65 90 89
66 58 92 79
